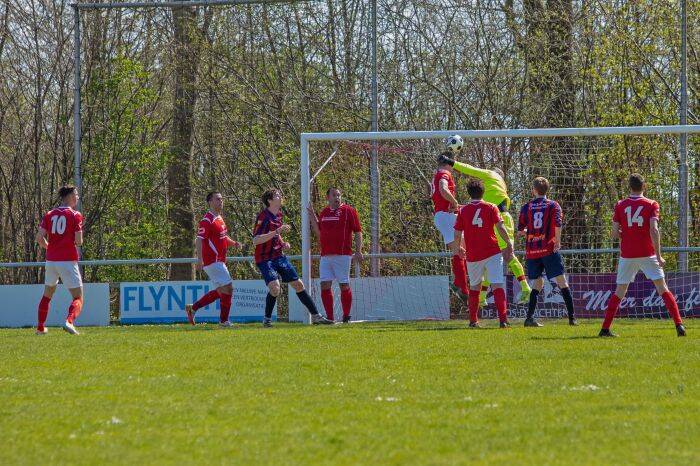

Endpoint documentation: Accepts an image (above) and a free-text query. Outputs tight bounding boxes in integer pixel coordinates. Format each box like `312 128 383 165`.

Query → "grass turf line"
0 319 697 465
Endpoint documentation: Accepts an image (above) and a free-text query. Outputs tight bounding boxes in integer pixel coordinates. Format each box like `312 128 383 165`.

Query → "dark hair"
262 189 281 207
326 187 341 196
629 173 645 192
467 179 484 199
437 152 453 166
206 191 221 203
58 185 77 200
533 177 550 196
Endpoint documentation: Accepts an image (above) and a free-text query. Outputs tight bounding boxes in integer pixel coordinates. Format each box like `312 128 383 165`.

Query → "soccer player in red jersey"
185 192 241 327
35 185 84 335
453 179 514 328
253 189 332 327
600 174 686 337
308 188 363 323
517 177 577 327
431 153 469 301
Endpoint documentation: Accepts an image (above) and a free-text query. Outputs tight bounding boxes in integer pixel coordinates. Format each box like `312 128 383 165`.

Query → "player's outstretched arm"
253 224 291 246
226 237 241 249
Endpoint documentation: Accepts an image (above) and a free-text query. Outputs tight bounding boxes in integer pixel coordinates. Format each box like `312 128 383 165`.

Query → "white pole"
679 0 689 271
300 136 312 324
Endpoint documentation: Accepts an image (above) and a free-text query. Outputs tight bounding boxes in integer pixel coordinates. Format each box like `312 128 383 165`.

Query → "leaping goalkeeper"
438 139 532 304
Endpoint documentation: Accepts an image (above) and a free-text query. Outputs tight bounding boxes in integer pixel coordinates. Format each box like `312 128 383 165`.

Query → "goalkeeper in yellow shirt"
437 152 532 304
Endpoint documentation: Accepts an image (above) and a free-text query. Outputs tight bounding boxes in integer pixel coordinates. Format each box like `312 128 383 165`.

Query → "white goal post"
299 125 700 322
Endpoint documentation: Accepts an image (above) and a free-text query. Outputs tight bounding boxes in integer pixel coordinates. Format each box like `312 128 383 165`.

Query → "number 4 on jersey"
624 205 643 227
472 208 483 227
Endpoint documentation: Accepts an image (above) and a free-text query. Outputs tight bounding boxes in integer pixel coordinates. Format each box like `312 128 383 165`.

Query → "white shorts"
45 261 82 289
203 262 233 289
467 253 504 286
319 255 352 283
434 211 458 245
616 256 665 284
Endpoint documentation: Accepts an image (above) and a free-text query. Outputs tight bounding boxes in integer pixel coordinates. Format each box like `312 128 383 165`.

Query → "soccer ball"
445 135 463 153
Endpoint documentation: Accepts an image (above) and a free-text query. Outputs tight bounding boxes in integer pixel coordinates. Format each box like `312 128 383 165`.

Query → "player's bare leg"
651 278 686 336
36 285 56 334
62 287 83 335
524 278 544 327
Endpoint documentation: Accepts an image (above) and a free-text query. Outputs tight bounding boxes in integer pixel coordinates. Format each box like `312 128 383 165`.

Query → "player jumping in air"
185 192 241 327
307 188 363 323
517 177 577 327
437 153 532 305
599 174 686 337
453 179 514 328
431 155 469 301
254 189 332 327
35 185 84 335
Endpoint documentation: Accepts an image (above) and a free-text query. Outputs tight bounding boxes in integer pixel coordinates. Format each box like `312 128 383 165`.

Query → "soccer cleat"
63 321 79 335
524 318 543 327
263 318 273 328
568 318 578 326
449 283 468 303
676 324 686 337
518 287 531 305
35 328 48 335
468 321 481 328
598 328 617 338
185 304 196 325
311 314 333 325
499 321 511 328
219 321 232 328
342 315 351 324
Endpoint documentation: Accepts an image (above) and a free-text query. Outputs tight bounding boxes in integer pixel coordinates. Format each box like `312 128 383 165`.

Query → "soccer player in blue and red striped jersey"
517 177 577 327
253 189 332 327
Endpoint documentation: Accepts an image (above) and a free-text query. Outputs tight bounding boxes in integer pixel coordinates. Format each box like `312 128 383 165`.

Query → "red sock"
37 296 51 330
602 294 621 330
468 289 481 323
321 288 334 320
219 292 232 323
662 291 683 325
193 290 220 311
341 288 352 318
66 297 83 324
452 255 468 293
493 288 508 323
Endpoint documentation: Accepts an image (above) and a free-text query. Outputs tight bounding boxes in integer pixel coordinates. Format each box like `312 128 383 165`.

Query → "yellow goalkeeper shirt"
453 161 510 209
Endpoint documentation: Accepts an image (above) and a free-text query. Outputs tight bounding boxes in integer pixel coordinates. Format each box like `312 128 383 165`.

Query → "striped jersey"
253 208 284 263
517 197 562 259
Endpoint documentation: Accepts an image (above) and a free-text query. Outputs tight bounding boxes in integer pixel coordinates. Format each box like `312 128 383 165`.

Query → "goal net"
295 128 700 322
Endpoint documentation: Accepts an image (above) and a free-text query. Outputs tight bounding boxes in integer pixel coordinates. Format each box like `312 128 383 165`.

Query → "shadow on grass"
530 335 662 341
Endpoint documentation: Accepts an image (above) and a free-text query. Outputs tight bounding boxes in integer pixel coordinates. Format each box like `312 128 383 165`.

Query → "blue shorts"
257 256 299 284
526 252 565 280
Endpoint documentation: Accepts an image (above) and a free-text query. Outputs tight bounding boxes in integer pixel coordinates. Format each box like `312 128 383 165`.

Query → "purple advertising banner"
481 273 700 319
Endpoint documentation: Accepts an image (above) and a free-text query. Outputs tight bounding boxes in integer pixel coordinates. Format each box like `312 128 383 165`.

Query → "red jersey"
40 206 83 261
455 200 502 262
197 211 229 266
431 169 455 214
518 197 562 259
318 204 362 256
613 195 659 258
253 208 284 263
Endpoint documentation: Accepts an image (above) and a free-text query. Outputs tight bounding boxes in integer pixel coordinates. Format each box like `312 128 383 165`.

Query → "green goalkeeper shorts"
496 211 515 250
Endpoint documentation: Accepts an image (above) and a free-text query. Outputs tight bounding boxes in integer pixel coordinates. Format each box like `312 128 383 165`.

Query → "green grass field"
1 319 698 465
